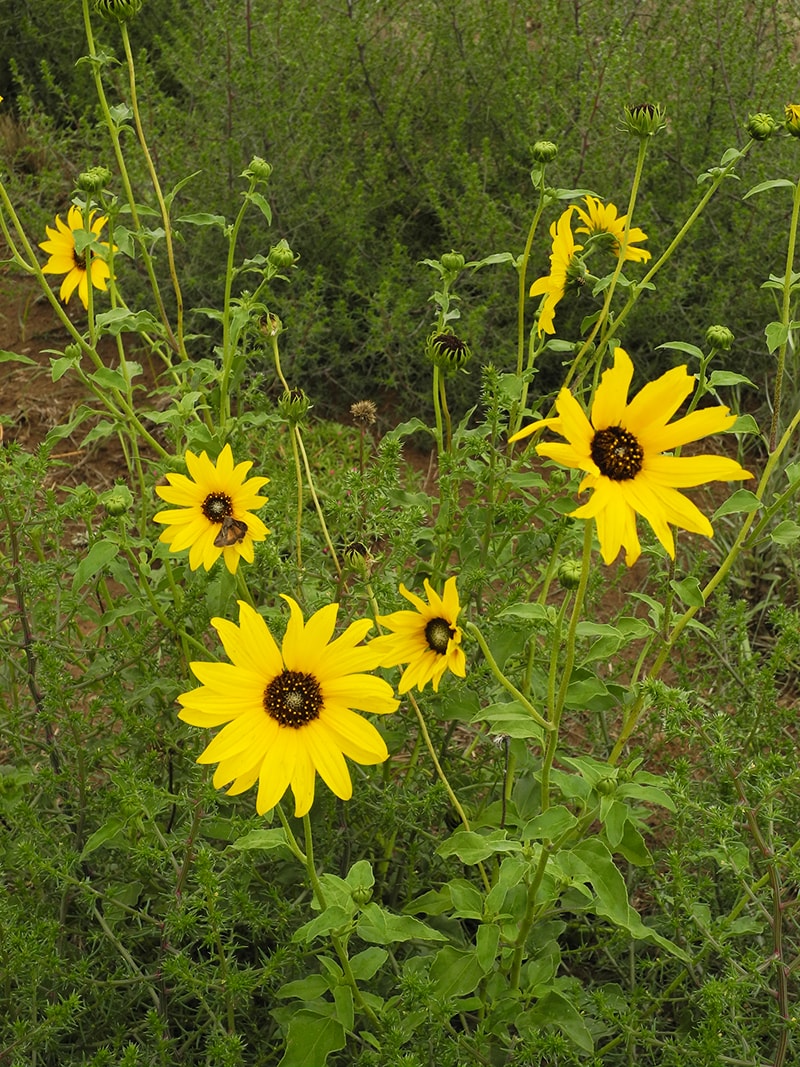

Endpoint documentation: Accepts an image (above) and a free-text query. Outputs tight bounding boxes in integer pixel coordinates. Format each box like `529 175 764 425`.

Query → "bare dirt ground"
0 268 157 487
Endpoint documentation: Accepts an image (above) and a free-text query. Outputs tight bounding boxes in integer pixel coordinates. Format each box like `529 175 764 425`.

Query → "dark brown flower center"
202 491 233 524
590 425 644 481
425 617 454 655
263 670 323 728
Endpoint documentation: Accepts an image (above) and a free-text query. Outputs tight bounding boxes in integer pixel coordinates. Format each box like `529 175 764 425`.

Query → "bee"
213 516 249 548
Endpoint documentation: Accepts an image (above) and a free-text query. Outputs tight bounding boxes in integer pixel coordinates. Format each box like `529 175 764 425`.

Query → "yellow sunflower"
154 444 269 574
371 577 466 693
510 347 752 566
39 205 115 309
574 195 651 264
178 597 399 817
530 206 584 335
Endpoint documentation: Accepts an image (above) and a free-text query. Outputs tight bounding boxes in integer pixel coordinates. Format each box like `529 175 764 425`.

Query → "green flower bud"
260 313 283 337
92 0 143 21
532 140 558 163
426 331 471 375
268 241 295 270
64 342 82 361
244 156 272 182
440 251 465 272
557 559 582 590
621 103 667 138
548 469 567 490
101 484 133 517
278 388 311 425
72 484 98 511
785 104 800 137
77 167 111 195
705 324 734 351
350 885 372 907
745 112 779 141
595 777 616 796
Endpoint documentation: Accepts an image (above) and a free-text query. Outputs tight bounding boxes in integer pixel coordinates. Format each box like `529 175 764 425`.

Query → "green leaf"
520 989 594 1052
348 947 388 982
96 307 162 336
770 519 800 545
670 576 705 608
0 349 37 366
73 540 119 592
356 903 446 944
656 340 704 360
523 805 578 842
765 321 789 353
437 829 523 864
177 212 227 228
90 366 132 391
277 1011 345 1067
712 489 762 518
498 602 554 622
449 879 484 920
275 975 331 1001
79 817 126 859
294 905 354 945
245 190 273 225
743 178 796 199
231 828 291 852
472 701 544 740
706 369 756 388
429 946 484 998
51 354 81 381
476 924 500 973
333 984 354 1033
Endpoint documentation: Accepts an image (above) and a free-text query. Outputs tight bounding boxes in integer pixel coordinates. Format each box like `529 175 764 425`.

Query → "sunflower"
530 206 584 335
178 597 399 817
510 347 753 566
371 577 466 693
154 444 269 574
574 196 651 264
39 205 115 309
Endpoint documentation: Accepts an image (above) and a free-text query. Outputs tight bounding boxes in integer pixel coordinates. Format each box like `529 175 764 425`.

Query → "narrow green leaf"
743 178 795 199
0 349 37 365
73 540 119 592
656 340 704 360
231 828 291 852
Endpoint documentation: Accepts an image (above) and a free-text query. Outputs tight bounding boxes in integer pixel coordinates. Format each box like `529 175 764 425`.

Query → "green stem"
294 427 342 577
465 623 552 733
769 173 800 451
218 191 254 425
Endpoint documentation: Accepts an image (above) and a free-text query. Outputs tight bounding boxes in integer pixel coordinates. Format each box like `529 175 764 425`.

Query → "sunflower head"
39 205 116 310
529 206 584 335
371 576 467 694
427 332 472 375
785 104 800 137
153 444 270 574
177 597 399 817
574 196 651 264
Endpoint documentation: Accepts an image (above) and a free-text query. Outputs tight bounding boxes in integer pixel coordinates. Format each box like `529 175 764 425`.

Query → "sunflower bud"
785 104 800 137
92 0 143 21
244 156 272 182
745 112 779 141
557 559 582 590
350 400 377 427
268 241 295 270
77 167 111 195
259 313 283 337
350 884 372 907
532 140 558 163
278 389 311 425
621 103 667 138
426 331 471 375
101 485 133 517
440 251 465 273
705 324 734 351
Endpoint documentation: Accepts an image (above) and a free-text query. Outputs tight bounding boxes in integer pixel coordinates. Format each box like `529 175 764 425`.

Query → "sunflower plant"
4 7 800 1065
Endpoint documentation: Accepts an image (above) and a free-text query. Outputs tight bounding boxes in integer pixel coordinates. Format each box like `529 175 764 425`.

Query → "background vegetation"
2 0 800 416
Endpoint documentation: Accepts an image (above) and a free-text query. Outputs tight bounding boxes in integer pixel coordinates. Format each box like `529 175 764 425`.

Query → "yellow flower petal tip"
574 195 651 263
178 598 399 818
154 443 270 573
371 575 466 693
39 205 116 309
529 206 583 336
523 347 752 566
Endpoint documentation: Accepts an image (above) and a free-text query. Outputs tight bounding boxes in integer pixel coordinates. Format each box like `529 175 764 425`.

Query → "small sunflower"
39 205 115 309
574 196 651 264
510 347 753 566
154 444 269 574
178 597 399 817
530 206 584 336
371 577 466 694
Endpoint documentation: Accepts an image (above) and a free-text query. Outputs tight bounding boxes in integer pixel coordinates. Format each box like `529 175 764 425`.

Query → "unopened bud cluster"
705 324 734 351
621 103 666 138
244 157 273 182
532 140 558 163
745 112 779 141
92 0 143 21
77 167 111 195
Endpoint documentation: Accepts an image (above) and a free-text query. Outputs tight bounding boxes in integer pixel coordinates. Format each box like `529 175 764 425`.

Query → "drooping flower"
574 196 651 263
510 347 753 566
154 444 269 574
39 205 115 309
371 577 466 693
178 598 399 817
530 206 584 335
